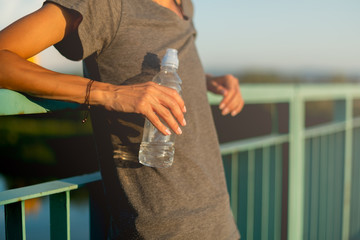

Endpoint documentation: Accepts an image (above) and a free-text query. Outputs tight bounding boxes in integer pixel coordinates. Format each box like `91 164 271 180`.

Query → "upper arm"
0 3 81 59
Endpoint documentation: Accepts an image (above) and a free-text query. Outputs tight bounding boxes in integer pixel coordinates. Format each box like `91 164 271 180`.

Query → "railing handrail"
0 88 79 116
3 83 360 116
0 172 101 206
208 83 360 105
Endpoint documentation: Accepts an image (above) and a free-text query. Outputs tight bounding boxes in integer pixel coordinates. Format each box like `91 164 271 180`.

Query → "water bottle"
139 48 182 168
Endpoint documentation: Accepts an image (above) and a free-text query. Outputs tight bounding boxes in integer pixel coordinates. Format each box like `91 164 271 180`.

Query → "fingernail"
177 127 182 135
222 108 230 115
231 111 237 117
165 129 171 135
182 118 187 126
183 106 187 112
219 103 225 110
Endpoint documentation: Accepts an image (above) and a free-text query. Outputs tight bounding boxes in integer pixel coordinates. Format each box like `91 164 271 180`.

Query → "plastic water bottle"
139 48 182 168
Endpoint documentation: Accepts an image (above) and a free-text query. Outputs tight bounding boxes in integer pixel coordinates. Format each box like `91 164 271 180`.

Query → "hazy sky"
1 0 359 75
194 1 360 75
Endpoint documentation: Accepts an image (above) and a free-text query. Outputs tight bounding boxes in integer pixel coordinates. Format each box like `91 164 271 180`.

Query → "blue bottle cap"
161 48 179 69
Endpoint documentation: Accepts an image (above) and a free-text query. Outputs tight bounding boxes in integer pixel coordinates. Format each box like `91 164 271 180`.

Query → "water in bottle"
139 48 182 168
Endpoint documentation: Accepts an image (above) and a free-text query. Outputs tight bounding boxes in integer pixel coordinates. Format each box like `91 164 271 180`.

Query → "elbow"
0 49 15 89
0 49 13 66
0 50 7 88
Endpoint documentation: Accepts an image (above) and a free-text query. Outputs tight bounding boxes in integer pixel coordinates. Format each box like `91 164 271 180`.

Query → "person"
0 0 244 239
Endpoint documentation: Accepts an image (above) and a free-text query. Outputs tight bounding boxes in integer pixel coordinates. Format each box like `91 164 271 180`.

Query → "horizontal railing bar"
208 84 360 105
208 84 296 105
219 117 360 156
0 89 79 116
0 181 77 206
0 172 101 206
61 171 101 187
304 117 360 139
305 122 346 139
3 84 360 116
220 134 289 155
296 84 360 100
0 89 47 115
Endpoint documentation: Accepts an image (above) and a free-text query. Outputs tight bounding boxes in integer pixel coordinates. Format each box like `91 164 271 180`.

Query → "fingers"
221 95 244 116
133 82 186 135
145 110 173 136
217 75 244 116
150 105 184 135
207 79 228 95
155 86 186 133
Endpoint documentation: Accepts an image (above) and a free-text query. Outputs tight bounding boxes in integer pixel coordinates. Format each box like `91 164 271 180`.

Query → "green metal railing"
1 84 360 239
0 172 102 240
209 84 360 240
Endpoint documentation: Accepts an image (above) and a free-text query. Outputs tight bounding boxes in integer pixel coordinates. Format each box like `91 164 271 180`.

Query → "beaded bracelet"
82 79 95 123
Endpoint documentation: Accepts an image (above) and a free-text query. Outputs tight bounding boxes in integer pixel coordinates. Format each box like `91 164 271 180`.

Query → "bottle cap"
161 48 179 69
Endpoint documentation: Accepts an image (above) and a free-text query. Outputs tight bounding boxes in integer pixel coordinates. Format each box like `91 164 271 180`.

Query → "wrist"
87 80 112 107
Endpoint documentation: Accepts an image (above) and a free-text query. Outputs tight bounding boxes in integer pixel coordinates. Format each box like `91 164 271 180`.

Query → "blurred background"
0 0 359 239
1 0 359 80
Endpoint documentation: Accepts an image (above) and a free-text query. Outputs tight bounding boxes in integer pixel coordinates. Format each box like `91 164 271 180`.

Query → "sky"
0 0 359 76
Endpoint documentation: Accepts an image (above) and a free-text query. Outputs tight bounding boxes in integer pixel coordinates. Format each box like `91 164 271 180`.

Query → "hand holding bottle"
102 81 186 136
139 48 183 168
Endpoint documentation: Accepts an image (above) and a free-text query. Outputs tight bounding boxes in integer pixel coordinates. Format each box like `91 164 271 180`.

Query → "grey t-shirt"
45 0 240 239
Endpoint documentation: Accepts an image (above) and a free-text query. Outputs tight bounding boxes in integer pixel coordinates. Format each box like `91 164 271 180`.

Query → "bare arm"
0 3 185 135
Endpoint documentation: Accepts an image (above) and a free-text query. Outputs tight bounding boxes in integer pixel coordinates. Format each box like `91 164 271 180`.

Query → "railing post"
246 150 255 240
274 144 283 240
288 86 305 240
230 152 239 223
341 96 353 240
50 191 70 240
261 146 270 240
5 201 26 240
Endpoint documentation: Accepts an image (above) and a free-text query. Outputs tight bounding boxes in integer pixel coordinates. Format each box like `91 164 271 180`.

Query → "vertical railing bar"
303 138 311 240
332 132 341 239
247 149 255 240
349 128 356 237
271 103 279 134
231 152 239 223
326 134 335 240
349 128 357 237
4 200 26 240
50 191 70 240
261 146 270 240
357 128 360 238
335 131 345 240
22 201 26 240
288 87 306 240
310 137 320 240
354 128 360 238
333 100 345 240
274 143 282 240
318 135 328 240
342 96 354 240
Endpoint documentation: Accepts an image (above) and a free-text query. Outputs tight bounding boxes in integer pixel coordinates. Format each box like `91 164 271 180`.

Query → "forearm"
0 49 108 105
0 49 186 135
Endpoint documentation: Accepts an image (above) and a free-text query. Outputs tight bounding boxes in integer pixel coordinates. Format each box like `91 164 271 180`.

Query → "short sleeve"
44 0 122 60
